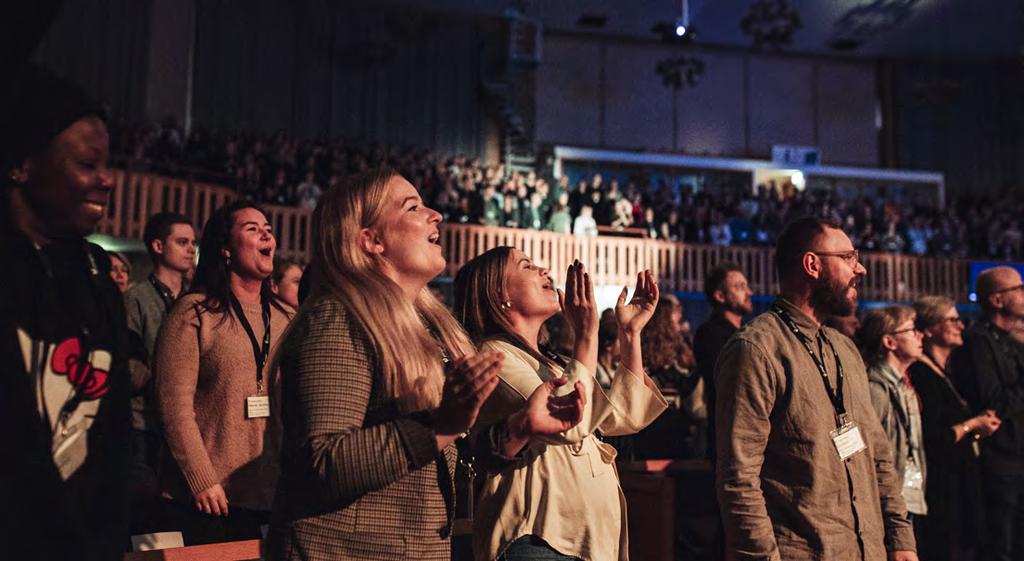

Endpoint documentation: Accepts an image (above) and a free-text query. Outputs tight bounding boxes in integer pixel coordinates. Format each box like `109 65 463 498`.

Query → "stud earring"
501 300 512 311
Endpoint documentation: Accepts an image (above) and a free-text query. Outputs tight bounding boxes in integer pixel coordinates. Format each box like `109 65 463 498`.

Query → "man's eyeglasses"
813 250 860 266
941 317 965 326
991 284 1024 295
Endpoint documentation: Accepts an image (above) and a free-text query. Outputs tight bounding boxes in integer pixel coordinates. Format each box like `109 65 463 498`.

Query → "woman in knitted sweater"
154 201 294 544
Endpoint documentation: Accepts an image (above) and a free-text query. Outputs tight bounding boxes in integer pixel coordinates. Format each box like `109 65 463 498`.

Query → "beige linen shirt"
715 298 916 561
473 339 668 561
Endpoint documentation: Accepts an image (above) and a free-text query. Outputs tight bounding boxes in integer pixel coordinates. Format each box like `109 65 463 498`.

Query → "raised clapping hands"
615 270 659 336
558 260 600 373
434 350 503 449
516 377 586 435
558 260 599 344
501 377 587 457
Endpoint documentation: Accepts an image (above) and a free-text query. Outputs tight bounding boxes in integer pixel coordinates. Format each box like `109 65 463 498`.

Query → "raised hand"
558 260 599 343
434 351 503 444
502 377 587 457
615 269 660 336
519 377 586 436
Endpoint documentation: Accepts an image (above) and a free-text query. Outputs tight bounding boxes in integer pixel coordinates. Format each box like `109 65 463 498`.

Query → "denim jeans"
500 536 581 561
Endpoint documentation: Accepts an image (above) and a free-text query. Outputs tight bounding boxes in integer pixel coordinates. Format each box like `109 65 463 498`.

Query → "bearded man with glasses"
715 216 918 561
950 266 1024 561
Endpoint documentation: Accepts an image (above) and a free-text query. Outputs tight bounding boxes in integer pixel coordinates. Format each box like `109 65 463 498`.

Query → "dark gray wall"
535 33 881 167
893 61 1024 198
190 0 488 157
32 0 153 123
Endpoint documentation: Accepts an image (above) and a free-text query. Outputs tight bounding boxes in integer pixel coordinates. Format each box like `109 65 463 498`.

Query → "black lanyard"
148 274 177 312
149 274 177 311
228 293 271 391
773 304 846 418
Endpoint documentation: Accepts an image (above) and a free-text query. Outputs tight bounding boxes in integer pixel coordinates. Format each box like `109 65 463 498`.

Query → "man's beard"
810 269 857 317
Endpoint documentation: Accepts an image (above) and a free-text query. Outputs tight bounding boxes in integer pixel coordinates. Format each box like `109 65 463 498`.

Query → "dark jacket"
908 360 988 559
694 312 738 463
0 226 132 561
950 320 1024 473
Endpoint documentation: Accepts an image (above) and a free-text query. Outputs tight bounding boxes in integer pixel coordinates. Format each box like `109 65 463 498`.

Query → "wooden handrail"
101 169 974 303
123 539 260 561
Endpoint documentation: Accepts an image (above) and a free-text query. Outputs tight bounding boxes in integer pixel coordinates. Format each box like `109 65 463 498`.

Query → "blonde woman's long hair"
308 168 473 412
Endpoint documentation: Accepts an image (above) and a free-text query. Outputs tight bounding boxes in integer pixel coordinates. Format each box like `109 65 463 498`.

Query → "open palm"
615 270 659 335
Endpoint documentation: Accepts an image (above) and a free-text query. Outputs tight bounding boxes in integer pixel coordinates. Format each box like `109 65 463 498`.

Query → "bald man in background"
951 266 1024 561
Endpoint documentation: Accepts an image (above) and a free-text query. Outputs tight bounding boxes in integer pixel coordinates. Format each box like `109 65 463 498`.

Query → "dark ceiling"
388 0 1022 60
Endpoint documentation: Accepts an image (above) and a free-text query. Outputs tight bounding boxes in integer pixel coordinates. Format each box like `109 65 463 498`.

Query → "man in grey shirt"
715 217 917 561
123 211 195 518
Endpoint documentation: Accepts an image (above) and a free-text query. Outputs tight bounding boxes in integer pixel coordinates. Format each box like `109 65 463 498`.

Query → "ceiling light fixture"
675 0 690 37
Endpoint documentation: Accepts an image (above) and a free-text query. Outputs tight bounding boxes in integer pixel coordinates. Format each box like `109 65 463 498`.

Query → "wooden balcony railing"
99 169 973 303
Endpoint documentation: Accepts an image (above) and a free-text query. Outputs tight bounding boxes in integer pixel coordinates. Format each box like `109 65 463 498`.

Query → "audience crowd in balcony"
114 120 1024 261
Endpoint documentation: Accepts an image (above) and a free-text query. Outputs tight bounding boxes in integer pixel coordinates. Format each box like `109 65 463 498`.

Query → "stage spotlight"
675 19 687 37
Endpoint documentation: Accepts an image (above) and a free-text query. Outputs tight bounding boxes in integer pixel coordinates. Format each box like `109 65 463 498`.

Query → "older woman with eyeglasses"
859 306 929 526
908 296 1001 561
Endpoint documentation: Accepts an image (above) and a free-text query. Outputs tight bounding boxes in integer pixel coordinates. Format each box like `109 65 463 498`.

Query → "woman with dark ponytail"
153 200 294 544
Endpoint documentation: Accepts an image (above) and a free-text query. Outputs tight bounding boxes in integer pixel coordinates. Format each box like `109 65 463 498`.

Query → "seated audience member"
269 256 303 309
0 65 131 561
546 193 572 234
154 201 294 544
860 307 929 527
454 250 667 561
266 170 583 561
123 211 196 527
109 250 131 293
572 204 598 237
909 296 999 561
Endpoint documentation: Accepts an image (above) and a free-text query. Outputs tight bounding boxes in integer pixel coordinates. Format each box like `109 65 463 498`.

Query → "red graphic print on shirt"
50 337 109 399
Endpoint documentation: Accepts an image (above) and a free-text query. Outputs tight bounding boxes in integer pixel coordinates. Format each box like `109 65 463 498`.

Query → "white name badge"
246 395 270 419
831 422 866 461
902 460 927 514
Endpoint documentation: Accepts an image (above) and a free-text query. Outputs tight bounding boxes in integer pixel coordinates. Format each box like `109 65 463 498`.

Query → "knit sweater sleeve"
281 297 439 503
154 296 219 496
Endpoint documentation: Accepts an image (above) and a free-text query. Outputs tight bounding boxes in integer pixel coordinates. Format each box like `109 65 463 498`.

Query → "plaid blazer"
266 297 457 561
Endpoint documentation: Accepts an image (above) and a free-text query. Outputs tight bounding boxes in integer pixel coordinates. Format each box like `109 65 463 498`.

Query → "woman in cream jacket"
454 247 668 561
